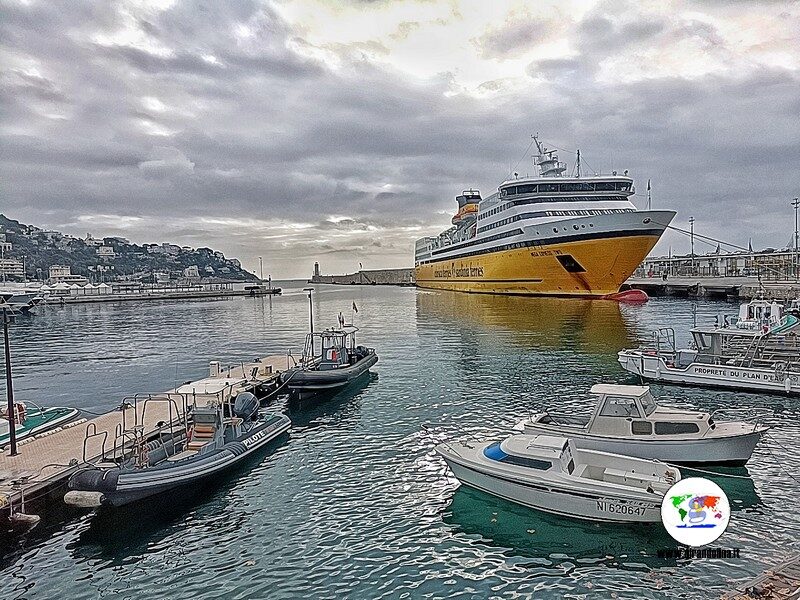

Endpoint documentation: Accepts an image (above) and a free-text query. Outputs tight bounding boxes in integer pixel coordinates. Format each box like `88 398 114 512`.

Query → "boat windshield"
599 396 640 418
640 392 657 416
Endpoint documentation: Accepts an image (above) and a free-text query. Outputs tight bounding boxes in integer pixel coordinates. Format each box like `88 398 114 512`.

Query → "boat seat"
187 440 210 451
187 424 216 452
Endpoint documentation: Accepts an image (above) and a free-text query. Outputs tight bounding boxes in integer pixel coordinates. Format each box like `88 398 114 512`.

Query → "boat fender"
63 491 105 508
785 377 792 393
187 426 193 443
656 366 661 378
10 512 41 530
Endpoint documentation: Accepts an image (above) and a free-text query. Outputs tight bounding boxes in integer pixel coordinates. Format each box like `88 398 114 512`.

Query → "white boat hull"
441 455 662 523
618 350 800 395
522 423 762 466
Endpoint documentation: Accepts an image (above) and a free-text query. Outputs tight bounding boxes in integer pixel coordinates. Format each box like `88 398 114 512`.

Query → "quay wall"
311 268 415 286
54 289 250 304
308 269 796 299
625 276 800 300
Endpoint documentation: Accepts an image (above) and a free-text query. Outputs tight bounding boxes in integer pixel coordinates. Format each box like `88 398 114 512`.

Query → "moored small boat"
279 324 377 401
618 300 800 395
1 402 80 448
516 384 767 466
64 392 290 508
436 433 680 523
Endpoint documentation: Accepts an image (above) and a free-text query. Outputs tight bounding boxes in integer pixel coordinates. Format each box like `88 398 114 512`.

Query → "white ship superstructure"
414 137 676 296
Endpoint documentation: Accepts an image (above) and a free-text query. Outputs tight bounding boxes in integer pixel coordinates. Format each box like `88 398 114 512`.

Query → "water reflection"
69 433 291 558
443 486 676 568
683 467 762 512
286 373 375 430
415 290 637 353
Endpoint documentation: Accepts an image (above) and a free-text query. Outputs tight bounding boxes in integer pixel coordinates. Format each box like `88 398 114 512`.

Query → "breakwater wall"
52 289 250 305
310 268 415 286
625 276 800 300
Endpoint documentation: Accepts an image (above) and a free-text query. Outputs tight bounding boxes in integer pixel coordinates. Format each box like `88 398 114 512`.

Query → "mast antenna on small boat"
576 149 581 178
647 179 652 210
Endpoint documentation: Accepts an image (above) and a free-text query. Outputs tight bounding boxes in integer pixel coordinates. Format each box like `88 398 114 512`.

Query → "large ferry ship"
414 137 676 297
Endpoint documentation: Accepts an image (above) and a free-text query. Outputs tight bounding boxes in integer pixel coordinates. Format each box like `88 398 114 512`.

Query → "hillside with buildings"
0 214 257 284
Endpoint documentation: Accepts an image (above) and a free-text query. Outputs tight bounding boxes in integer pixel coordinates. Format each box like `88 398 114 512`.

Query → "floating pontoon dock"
722 554 800 600
0 354 292 526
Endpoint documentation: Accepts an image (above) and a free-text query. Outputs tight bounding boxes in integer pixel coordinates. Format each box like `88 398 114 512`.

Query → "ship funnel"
452 189 481 225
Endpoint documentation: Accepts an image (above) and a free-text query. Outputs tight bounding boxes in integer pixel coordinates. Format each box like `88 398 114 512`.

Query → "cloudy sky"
2 0 799 278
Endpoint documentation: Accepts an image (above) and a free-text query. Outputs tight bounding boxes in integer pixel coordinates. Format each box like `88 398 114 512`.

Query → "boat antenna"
576 149 581 178
647 179 652 210
532 133 544 156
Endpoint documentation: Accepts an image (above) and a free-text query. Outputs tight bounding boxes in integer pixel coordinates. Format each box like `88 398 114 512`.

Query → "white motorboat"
436 433 680 523
515 384 767 466
618 314 800 395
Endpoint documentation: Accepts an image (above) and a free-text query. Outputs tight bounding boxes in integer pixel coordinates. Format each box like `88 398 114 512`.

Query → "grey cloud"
474 17 554 59
138 146 195 177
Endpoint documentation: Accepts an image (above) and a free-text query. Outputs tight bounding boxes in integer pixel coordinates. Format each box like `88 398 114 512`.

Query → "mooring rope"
761 432 800 485
664 463 753 480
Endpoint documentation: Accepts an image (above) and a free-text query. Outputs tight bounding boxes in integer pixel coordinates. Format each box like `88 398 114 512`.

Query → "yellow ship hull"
415 233 660 297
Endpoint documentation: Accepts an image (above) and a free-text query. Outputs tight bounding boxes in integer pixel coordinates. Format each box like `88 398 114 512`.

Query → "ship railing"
285 348 300 369
705 408 772 435
111 428 144 467
81 422 108 464
103 393 193 463
639 328 677 354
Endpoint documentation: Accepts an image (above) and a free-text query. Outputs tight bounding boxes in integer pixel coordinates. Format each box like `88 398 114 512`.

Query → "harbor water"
1 283 799 599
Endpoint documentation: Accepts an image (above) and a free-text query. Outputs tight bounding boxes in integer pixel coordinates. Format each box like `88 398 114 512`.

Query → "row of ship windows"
476 209 635 235
500 181 632 196
477 196 629 220
478 203 512 220
430 228 523 256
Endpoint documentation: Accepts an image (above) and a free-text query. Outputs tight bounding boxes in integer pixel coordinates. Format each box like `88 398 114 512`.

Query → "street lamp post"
303 287 314 334
2 305 18 456
689 217 695 276
792 198 799 281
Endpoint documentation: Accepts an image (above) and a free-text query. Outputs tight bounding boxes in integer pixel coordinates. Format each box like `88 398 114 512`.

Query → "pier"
722 554 800 599
0 354 290 525
624 276 800 300
56 288 251 304
310 266 415 286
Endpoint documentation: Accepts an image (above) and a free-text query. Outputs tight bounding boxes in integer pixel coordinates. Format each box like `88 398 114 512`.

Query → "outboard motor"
233 392 259 422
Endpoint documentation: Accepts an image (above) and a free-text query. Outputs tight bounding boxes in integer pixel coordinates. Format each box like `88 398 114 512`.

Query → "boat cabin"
736 299 784 332
584 384 710 438
484 434 576 475
302 325 361 370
